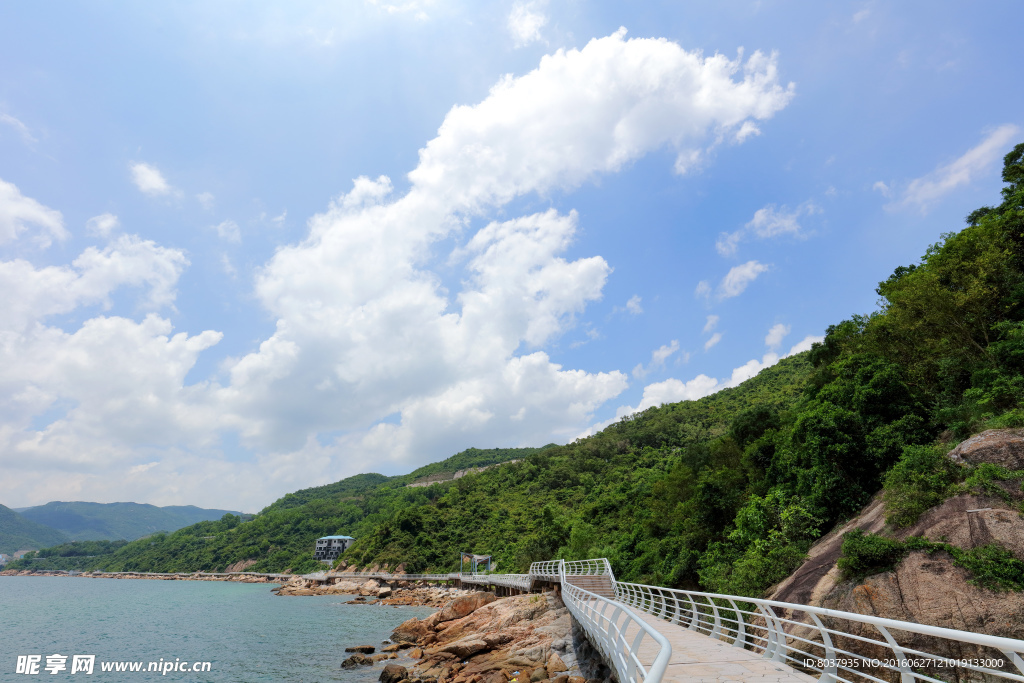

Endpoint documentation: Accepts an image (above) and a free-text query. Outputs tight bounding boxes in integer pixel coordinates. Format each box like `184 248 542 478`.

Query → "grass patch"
838 530 1024 591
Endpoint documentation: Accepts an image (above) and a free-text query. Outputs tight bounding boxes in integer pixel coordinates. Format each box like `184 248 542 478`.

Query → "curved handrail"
614 581 1024 683
560 560 671 683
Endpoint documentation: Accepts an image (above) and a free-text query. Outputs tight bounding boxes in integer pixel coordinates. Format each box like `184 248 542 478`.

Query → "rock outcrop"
768 429 1024 677
387 591 594 683
947 428 1024 469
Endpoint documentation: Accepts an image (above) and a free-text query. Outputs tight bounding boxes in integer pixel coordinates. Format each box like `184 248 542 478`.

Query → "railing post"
757 603 786 662
687 593 701 631
809 612 837 683
876 624 913 683
709 597 723 640
727 599 746 648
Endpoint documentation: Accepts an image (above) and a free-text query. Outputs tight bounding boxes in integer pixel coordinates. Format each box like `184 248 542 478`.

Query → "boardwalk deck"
582 598 814 683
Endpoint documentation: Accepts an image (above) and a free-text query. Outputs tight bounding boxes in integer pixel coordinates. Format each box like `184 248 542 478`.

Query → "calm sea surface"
0 576 435 683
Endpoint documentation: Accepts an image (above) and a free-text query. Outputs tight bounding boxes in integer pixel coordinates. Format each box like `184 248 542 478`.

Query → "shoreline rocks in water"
372 591 612 683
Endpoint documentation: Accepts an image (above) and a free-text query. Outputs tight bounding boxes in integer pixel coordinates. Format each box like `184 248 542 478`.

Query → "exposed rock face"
223 558 258 573
388 592 592 683
768 429 1024 681
436 592 497 622
947 428 1024 469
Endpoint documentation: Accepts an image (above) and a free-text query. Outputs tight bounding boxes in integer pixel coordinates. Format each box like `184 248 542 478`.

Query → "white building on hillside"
313 536 354 562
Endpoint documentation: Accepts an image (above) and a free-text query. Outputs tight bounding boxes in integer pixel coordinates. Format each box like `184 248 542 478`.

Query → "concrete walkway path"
589 599 816 683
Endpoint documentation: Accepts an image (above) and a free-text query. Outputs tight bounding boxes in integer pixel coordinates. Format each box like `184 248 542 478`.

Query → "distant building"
13 550 33 560
0 554 8 565
314 536 354 563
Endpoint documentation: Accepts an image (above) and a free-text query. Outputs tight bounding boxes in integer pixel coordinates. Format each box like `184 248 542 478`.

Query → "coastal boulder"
546 653 568 676
437 592 497 623
345 645 376 654
341 654 372 668
947 428 1024 469
392 616 432 643
380 663 409 683
439 638 489 658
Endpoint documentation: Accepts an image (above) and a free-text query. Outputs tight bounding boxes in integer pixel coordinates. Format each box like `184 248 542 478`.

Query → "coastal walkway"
312 559 1024 683
54 562 1024 683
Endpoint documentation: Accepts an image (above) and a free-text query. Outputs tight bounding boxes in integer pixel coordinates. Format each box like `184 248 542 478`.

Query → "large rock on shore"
437 592 497 622
391 592 581 683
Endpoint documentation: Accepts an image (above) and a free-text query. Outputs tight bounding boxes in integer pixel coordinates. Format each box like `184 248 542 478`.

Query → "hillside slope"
0 504 70 555
17 502 243 542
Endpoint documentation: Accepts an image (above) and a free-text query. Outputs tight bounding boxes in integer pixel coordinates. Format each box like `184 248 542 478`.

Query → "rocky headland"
359 590 612 683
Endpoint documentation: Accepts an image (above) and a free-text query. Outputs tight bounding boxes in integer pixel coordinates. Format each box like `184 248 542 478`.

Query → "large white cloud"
0 30 795 510
223 29 793 468
0 178 67 248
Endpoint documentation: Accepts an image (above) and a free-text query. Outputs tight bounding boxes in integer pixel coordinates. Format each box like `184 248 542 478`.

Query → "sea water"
0 576 434 682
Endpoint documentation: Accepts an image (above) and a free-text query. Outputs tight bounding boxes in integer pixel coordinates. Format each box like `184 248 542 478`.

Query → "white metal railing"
303 558 1024 683
614 581 1024 683
302 571 452 581
560 560 671 683
563 558 616 578
529 560 563 578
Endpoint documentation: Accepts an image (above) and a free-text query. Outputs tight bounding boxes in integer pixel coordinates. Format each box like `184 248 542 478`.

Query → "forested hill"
263 446 545 513
0 504 70 555
11 143 1024 597
15 502 244 542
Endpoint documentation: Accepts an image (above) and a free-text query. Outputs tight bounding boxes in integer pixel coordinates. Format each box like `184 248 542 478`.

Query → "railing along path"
30 558 1024 683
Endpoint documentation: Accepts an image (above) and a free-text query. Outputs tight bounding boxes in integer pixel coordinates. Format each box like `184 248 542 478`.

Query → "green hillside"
12 143 1024 597
17 502 243 542
0 504 70 555
262 447 540 513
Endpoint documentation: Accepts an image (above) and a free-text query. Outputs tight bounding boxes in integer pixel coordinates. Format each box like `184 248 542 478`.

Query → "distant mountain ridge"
0 504 70 555
16 501 243 542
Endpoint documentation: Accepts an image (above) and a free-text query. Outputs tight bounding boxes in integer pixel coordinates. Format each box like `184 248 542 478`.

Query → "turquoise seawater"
0 577 434 683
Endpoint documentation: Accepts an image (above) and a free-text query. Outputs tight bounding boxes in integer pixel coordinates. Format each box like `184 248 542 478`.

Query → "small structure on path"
314 535 354 562
460 552 492 573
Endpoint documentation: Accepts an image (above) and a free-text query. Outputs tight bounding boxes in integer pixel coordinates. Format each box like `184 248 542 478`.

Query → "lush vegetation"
15 501 243 542
10 143 1024 597
8 447 541 574
0 504 70 555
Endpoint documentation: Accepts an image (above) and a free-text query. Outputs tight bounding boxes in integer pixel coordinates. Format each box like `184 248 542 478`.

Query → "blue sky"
1 1 1021 511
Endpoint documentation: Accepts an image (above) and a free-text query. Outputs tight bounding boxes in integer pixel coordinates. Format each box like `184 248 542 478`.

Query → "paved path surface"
590 600 816 683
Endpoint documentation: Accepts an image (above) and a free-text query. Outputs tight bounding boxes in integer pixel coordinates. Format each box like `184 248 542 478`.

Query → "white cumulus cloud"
716 201 818 256
719 260 770 298
0 29 797 510
86 213 120 238
508 2 548 47
765 323 790 348
704 332 723 351
0 178 68 248
130 162 176 197
633 339 682 379
897 125 1020 212
212 220 242 243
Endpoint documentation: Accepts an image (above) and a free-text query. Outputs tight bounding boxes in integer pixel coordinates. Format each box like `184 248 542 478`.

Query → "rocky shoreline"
0 569 278 582
344 591 613 683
